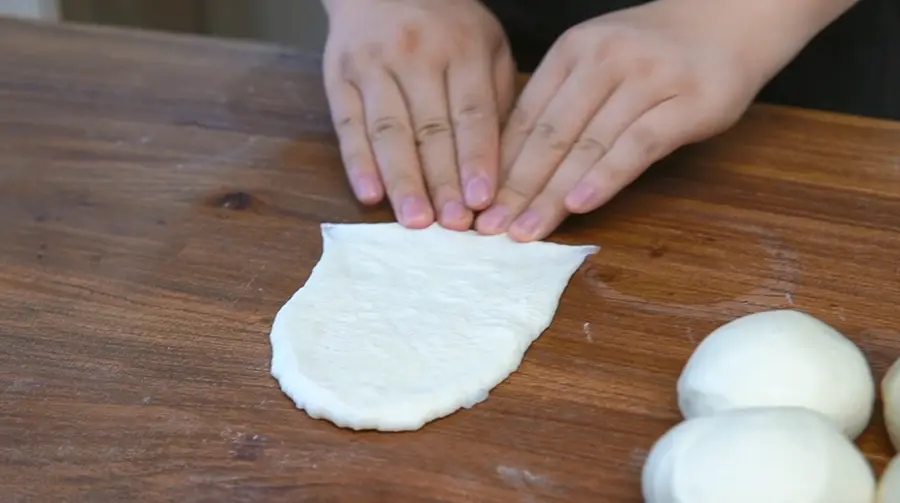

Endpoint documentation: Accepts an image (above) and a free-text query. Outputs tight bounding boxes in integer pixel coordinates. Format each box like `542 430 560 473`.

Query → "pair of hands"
322 0 760 241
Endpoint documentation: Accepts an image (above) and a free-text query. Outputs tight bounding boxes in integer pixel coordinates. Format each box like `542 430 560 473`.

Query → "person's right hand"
322 0 516 230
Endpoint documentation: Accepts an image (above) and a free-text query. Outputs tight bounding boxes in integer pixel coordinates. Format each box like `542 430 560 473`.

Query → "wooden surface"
3 18 900 503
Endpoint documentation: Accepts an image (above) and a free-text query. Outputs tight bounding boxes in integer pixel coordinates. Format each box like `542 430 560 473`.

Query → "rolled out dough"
269 222 598 432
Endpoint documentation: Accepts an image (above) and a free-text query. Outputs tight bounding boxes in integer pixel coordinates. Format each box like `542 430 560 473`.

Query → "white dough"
878 455 900 503
269 222 598 431
676 309 875 439
882 358 900 451
642 407 876 503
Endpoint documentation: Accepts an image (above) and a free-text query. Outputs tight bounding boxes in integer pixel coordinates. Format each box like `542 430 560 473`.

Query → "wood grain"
2 18 900 503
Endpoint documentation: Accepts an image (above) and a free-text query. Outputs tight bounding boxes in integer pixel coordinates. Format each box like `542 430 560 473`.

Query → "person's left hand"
474 0 765 241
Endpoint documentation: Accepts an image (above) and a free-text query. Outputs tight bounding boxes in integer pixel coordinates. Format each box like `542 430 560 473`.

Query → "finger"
494 44 517 126
497 51 570 188
447 57 502 212
565 98 689 214
359 68 434 228
324 77 384 205
575 77 676 160
505 159 583 242
399 70 472 230
507 78 668 241
481 67 620 235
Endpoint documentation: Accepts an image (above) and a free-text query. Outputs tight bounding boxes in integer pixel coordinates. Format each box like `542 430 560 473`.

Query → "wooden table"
3 17 900 503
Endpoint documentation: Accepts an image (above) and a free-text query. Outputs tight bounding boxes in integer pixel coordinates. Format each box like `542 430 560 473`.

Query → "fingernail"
441 200 468 225
511 210 541 239
400 196 431 227
566 184 596 211
464 176 491 208
353 174 381 202
477 205 509 233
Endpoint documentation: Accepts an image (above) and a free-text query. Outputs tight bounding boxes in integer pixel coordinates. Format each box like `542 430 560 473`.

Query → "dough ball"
642 407 876 503
882 358 900 451
676 309 875 438
878 455 900 503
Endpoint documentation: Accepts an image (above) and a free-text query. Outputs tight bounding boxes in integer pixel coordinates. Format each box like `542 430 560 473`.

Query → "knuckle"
505 105 531 133
445 24 483 58
423 170 460 198
363 41 383 60
337 51 360 81
499 171 542 203
558 26 589 51
532 122 569 152
385 172 421 197
384 23 462 63
588 29 639 66
453 101 494 126
590 40 616 64
627 122 664 159
571 136 609 157
333 114 363 134
630 57 659 80
538 183 570 205
414 118 452 144
394 23 423 55
590 32 628 64
449 21 475 45
533 122 556 138
444 40 469 60
673 71 702 96
369 116 409 142
499 179 534 204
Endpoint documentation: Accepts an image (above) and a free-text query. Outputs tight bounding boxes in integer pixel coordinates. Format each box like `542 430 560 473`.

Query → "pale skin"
322 0 859 241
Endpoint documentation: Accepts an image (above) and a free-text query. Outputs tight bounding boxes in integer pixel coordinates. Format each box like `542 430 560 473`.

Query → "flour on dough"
269 222 598 432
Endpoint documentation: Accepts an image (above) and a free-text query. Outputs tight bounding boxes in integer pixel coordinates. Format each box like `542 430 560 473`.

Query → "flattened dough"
270 223 598 431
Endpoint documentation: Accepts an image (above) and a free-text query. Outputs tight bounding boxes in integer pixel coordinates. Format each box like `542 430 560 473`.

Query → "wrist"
658 0 859 88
